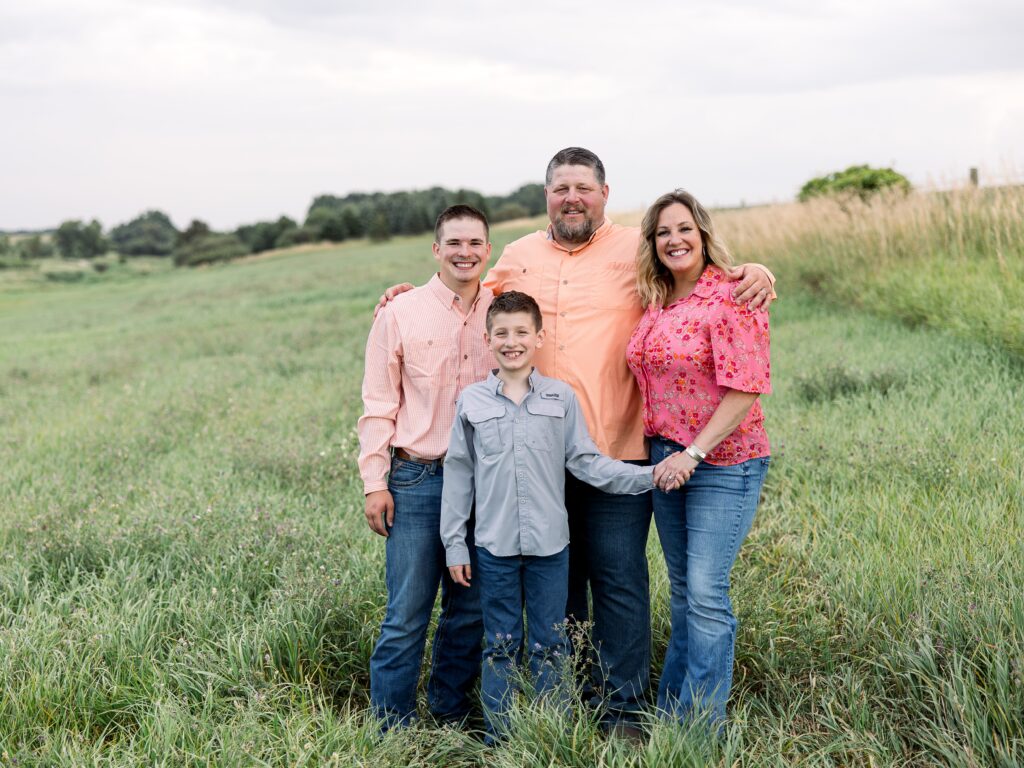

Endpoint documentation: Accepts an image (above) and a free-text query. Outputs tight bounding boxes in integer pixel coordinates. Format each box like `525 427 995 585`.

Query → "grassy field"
1 213 1021 766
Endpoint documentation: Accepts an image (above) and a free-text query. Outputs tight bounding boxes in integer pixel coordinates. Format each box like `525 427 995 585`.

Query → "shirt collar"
691 265 724 299
487 368 540 396
427 273 482 310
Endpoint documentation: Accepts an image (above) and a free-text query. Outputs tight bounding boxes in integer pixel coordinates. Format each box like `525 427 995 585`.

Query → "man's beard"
552 210 596 245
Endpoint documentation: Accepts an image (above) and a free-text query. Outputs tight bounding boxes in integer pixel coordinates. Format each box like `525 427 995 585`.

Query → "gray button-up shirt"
441 370 654 566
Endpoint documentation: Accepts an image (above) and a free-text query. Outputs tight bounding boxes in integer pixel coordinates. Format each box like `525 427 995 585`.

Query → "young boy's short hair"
486 291 543 332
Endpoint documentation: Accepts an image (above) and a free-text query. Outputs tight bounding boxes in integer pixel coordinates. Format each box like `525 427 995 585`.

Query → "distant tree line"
2 182 545 268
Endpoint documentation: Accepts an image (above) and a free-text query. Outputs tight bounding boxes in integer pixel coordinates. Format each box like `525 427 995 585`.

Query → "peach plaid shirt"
357 275 494 494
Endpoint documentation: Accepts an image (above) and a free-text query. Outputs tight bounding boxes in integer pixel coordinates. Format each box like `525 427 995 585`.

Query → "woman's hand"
655 452 699 491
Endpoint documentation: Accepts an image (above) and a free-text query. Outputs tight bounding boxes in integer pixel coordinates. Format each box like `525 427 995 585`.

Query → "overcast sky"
2 0 1022 231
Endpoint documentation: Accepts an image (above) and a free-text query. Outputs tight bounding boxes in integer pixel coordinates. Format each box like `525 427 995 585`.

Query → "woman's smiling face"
655 202 705 284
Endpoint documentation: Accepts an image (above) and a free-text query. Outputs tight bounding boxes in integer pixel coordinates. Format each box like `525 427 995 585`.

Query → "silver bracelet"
684 443 707 462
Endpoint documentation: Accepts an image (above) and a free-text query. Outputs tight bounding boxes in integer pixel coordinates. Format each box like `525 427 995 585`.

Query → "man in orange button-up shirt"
482 148 776 733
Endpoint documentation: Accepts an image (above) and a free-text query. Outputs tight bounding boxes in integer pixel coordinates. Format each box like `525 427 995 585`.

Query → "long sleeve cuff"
445 543 471 567
363 479 388 495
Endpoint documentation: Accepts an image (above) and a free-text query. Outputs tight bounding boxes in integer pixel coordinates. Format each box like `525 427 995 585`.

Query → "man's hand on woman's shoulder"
373 283 415 317
724 264 776 310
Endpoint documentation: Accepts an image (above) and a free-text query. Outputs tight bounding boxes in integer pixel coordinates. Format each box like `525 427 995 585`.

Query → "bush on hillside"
798 165 911 202
179 219 212 246
275 226 319 248
173 233 248 267
367 213 390 243
110 210 178 256
55 219 107 259
304 208 349 242
491 202 530 222
236 216 298 253
14 235 55 259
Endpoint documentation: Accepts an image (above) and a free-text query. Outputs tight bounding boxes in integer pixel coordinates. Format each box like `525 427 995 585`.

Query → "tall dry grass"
713 185 1024 357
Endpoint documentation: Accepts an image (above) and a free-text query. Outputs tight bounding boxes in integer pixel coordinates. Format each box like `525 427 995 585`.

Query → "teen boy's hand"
449 564 472 587
365 490 395 536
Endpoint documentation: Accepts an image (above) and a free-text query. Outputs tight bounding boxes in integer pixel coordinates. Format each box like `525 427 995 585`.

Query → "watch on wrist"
684 444 707 463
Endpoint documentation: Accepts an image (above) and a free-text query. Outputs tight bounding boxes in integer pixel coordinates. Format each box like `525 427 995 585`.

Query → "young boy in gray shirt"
440 291 669 742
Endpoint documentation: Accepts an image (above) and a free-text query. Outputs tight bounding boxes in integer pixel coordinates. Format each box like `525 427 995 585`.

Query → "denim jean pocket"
389 459 429 488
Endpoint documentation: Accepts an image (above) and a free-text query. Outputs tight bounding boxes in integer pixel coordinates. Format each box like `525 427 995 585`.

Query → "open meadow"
1 193 1022 766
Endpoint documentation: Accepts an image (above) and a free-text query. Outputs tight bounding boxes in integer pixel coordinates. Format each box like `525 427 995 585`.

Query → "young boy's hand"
654 454 692 491
449 564 472 587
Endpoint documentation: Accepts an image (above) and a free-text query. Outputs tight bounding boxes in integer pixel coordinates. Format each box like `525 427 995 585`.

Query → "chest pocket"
403 338 449 379
581 262 638 310
467 406 506 457
525 399 564 452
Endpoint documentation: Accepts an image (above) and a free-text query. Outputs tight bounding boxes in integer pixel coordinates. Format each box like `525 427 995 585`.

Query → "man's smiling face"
432 217 491 290
545 164 609 247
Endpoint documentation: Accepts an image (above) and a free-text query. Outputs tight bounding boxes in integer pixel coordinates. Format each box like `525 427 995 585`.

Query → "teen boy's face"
485 311 544 373
432 217 491 290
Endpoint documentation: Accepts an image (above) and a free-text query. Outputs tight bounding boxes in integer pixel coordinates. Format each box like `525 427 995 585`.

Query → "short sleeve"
709 291 771 394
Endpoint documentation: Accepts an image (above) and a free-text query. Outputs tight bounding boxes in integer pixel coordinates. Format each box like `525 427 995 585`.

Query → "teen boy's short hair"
486 291 543 332
434 204 489 243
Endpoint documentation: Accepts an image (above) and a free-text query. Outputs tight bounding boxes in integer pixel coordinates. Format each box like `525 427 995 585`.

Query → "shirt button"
562 279 568 285
560 311 566 317
463 354 468 359
559 344 565 350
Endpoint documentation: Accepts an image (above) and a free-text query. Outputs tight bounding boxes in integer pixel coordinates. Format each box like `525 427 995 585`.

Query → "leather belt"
394 447 445 464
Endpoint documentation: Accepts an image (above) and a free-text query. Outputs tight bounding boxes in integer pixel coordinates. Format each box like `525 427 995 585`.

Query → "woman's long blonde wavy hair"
636 189 733 309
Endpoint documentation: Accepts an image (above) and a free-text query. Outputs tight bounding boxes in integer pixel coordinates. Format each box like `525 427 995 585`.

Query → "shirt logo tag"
541 392 562 400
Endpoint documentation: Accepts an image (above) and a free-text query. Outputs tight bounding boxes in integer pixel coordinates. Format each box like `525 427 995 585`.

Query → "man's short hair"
545 147 606 186
434 204 489 243
486 291 543 332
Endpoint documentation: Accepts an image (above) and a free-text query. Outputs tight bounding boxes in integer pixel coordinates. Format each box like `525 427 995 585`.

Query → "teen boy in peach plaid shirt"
357 204 494 729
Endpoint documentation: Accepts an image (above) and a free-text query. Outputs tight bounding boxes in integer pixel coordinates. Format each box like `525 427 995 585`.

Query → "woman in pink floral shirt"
626 189 771 729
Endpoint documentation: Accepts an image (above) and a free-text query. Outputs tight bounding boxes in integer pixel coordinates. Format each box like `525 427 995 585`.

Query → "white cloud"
1 0 1021 229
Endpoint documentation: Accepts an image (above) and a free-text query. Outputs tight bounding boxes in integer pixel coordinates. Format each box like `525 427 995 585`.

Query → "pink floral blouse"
626 265 771 465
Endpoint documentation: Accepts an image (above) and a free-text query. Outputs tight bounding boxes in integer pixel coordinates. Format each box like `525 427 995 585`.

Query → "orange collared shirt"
484 220 648 460
357 274 494 494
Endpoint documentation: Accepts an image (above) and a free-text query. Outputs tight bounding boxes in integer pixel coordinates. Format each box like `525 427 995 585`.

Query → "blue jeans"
369 457 483 727
476 545 570 743
649 436 769 726
565 465 653 725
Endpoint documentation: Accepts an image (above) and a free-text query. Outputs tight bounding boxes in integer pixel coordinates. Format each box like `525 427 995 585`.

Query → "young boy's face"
485 311 544 374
